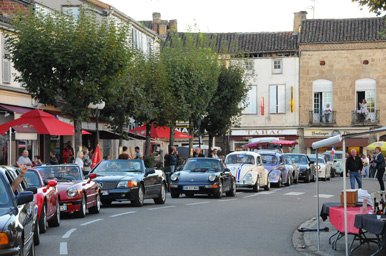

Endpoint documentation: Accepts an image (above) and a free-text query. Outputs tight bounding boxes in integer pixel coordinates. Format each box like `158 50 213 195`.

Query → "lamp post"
88 102 105 147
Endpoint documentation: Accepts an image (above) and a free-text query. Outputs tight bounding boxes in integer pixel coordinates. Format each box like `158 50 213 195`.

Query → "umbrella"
129 124 194 139
91 145 101 169
0 109 91 135
271 140 298 146
366 141 386 151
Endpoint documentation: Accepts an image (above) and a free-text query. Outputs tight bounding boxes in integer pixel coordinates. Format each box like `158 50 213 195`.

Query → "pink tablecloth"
329 207 370 234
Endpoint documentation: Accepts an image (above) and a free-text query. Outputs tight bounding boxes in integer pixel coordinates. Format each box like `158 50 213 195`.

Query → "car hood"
178 171 221 183
93 172 142 182
55 181 82 192
0 208 13 231
227 164 253 180
264 163 278 172
298 164 309 171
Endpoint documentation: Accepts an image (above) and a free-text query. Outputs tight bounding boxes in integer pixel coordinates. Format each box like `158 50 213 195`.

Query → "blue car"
258 151 293 187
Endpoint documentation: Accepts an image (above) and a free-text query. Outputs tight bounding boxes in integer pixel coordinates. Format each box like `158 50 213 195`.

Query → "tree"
6 7 132 153
352 0 386 15
200 63 250 152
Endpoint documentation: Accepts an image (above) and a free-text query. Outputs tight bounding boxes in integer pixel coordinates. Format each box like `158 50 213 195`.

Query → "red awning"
305 138 369 148
0 104 33 114
271 140 298 146
130 124 194 139
0 109 91 136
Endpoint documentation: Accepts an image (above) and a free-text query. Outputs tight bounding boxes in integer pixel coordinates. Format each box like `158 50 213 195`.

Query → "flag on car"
331 146 335 155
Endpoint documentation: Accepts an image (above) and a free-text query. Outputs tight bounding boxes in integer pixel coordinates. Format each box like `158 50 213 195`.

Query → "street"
35 177 376 256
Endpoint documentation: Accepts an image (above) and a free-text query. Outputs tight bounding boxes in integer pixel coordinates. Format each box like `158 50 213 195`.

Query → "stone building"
140 12 177 40
298 16 386 154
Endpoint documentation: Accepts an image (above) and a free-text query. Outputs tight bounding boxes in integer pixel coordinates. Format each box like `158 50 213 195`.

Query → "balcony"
351 110 380 126
309 111 336 126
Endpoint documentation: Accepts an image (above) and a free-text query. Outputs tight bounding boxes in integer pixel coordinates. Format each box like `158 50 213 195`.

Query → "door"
357 91 365 110
256 156 266 185
313 92 322 122
365 90 376 122
221 162 231 191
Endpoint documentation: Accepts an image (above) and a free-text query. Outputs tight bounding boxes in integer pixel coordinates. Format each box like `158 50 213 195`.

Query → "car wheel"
226 179 236 197
101 199 112 206
39 204 48 233
34 219 40 245
285 174 291 186
89 193 101 214
132 184 144 207
331 169 336 178
170 190 180 198
276 176 282 187
154 183 167 204
252 177 260 192
264 178 270 191
304 173 310 183
214 181 223 198
311 172 316 182
294 174 298 184
48 202 60 227
75 194 87 218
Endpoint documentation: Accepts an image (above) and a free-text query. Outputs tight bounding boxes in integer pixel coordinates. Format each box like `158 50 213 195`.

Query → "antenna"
306 0 316 19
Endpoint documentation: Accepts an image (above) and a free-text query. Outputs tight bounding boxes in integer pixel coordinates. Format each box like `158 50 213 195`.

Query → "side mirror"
224 168 231 173
17 191 34 205
145 168 155 176
47 180 57 187
89 173 97 180
25 187 38 194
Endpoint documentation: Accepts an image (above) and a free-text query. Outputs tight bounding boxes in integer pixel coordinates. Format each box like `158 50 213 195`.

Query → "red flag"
91 145 101 169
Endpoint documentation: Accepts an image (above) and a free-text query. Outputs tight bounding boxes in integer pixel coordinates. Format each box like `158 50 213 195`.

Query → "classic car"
308 154 331 181
324 150 344 176
0 166 38 255
35 164 101 218
91 160 167 207
282 154 300 184
25 168 60 234
169 158 236 198
281 154 316 183
225 151 270 191
322 153 336 178
258 151 292 187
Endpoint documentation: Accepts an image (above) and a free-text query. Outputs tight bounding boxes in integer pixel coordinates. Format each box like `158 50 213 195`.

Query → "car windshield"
309 157 325 164
335 153 343 159
324 155 333 161
0 177 11 207
225 154 255 165
260 154 278 165
182 159 221 172
284 156 294 165
25 170 42 187
93 160 144 174
286 155 308 164
36 166 84 181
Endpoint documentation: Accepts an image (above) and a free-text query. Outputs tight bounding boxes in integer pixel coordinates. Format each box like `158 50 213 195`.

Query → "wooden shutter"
2 35 10 84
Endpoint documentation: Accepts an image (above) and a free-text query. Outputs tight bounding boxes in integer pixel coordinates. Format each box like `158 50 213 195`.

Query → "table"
354 214 386 256
330 207 370 234
320 202 341 221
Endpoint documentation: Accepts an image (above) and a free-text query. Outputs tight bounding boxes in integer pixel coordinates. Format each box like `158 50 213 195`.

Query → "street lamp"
88 102 105 147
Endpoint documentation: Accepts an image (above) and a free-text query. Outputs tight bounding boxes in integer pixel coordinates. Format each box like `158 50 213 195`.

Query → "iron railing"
351 110 380 125
309 111 336 126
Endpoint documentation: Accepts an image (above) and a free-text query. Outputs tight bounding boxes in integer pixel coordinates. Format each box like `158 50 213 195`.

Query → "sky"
102 0 378 33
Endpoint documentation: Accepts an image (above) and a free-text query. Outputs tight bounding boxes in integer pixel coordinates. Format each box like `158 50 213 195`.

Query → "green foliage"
143 155 156 168
352 0 386 15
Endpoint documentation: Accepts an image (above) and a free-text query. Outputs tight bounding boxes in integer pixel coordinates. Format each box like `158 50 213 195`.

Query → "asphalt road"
35 177 380 256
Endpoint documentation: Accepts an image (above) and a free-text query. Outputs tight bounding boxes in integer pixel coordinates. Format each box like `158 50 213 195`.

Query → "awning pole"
343 138 348 256
316 149 320 251
8 127 11 166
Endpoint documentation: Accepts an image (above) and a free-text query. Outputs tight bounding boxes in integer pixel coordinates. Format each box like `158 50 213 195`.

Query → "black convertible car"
169 158 236 198
91 160 167 207
283 154 316 183
0 166 38 256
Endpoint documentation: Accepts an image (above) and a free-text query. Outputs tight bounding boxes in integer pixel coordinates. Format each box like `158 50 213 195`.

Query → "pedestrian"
16 150 33 168
63 146 69 164
210 149 219 159
67 141 74 162
193 147 205 158
373 147 385 192
368 153 375 178
75 151 84 171
135 146 143 160
361 154 370 178
346 149 363 189
118 146 131 159
168 146 177 173
88 147 94 159
49 151 58 165
33 155 42 167
82 148 92 172
323 104 332 122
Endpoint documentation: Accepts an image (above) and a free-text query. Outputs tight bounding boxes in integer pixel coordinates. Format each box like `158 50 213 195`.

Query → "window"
245 61 253 71
272 59 282 74
242 86 257 114
62 6 80 19
312 79 333 122
2 35 10 84
269 85 285 113
355 79 376 113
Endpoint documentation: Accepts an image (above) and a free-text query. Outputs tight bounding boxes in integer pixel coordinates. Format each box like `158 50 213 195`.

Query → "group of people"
118 146 144 160
346 147 385 192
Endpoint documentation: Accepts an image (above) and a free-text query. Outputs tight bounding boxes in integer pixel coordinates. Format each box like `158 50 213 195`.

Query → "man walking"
346 149 363 189
118 146 131 159
373 147 385 192
135 146 143 160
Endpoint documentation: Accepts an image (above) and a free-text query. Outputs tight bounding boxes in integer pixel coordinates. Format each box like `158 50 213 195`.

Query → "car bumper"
60 199 82 213
170 183 220 194
298 171 309 179
100 188 138 201
236 180 254 188
0 247 20 256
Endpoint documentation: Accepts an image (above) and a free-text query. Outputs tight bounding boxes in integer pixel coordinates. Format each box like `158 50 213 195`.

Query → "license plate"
60 205 67 211
183 186 199 191
102 191 109 195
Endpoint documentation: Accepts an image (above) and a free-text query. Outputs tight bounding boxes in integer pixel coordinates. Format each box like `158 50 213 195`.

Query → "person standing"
168 146 177 173
118 146 131 159
361 154 370 178
63 146 70 164
210 149 219 159
17 150 33 168
368 153 375 178
323 104 332 123
67 141 74 163
346 149 363 189
88 147 94 160
49 151 59 165
82 149 92 172
373 147 385 192
75 151 84 171
135 146 143 160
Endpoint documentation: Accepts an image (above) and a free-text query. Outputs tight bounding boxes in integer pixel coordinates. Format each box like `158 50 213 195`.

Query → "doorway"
357 91 365 110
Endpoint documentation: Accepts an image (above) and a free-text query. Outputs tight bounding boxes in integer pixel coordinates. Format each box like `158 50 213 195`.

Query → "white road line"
186 201 209 206
110 211 136 218
284 192 305 196
243 194 260 198
62 228 77 239
60 242 68 255
219 198 237 202
80 219 103 226
148 205 176 211
259 191 276 195
314 194 335 198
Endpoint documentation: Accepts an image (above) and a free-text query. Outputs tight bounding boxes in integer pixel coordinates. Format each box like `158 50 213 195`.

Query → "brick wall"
0 0 32 17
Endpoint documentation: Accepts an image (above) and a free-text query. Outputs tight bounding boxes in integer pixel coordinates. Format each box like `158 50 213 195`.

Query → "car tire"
39 203 48 234
294 174 299 184
170 190 180 198
276 176 282 187
214 181 223 198
89 193 101 214
264 178 270 191
101 199 112 206
252 177 260 192
226 179 236 197
132 184 144 207
331 169 336 178
154 183 167 204
48 202 60 227
34 219 40 246
285 174 291 186
76 194 87 218
304 173 310 183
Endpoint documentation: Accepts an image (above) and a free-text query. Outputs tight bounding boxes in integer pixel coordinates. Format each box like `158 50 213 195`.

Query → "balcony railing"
351 110 380 125
309 111 336 126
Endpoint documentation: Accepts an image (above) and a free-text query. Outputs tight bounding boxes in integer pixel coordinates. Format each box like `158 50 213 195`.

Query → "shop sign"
304 129 370 138
231 129 298 136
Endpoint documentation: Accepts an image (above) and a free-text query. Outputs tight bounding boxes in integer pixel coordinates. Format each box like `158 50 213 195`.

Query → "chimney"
158 21 167 37
293 11 307 34
152 12 161 24
168 19 178 32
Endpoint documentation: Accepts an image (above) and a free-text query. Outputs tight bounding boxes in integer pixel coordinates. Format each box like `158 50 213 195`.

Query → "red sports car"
25 168 60 234
35 164 101 218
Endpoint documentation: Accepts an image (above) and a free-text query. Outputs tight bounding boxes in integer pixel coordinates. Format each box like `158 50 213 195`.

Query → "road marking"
243 194 260 198
219 198 237 202
60 242 68 255
314 194 335 198
62 228 77 239
110 211 136 218
284 192 305 196
259 191 276 195
186 202 209 206
80 219 103 226
148 205 176 211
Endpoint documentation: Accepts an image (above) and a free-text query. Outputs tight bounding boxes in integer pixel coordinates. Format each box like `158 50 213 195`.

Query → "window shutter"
277 85 286 113
269 85 277 113
2 36 10 84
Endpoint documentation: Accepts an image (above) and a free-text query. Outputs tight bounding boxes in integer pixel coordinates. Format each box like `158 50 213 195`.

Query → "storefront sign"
231 129 298 136
304 129 370 138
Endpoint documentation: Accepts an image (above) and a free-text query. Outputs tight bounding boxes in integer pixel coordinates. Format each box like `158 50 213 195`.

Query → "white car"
225 152 270 192
308 154 331 181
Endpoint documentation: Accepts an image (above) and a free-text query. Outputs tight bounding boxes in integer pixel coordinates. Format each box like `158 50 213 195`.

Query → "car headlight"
269 172 277 178
317 165 321 170
117 181 136 188
171 173 179 181
67 187 78 197
244 172 253 181
208 174 216 182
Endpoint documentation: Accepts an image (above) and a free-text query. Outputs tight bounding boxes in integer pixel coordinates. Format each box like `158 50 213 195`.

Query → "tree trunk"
145 123 152 156
73 116 82 156
118 125 123 148
188 118 194 157
208 134 214 154
169 121 175 148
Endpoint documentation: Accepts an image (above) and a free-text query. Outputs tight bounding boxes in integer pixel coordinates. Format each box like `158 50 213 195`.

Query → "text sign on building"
231 129 298 136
